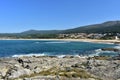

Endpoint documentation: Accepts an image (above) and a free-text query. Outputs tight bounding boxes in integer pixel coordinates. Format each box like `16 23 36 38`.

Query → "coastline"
0 38 120 44
0 39 119 80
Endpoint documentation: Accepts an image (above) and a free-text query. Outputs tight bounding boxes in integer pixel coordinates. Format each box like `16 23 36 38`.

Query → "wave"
45 41 70 44
56 54 87 58
89 48 119 57
57 55 66 58
88 49 102 57
12 53 46 57
114 46 120 50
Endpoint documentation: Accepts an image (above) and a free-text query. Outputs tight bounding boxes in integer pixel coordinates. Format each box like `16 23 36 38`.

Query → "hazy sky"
0 0 120 33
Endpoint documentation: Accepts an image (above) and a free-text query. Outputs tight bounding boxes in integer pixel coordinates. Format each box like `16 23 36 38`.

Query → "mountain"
21 21 120 35
62 21 120 33
21 30 62 34
0 20 120 39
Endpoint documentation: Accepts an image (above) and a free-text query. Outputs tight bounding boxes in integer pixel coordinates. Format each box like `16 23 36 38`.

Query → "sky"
0 0 120 33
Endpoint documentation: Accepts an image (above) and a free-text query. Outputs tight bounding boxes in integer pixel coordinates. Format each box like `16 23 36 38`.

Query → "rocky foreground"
0 56 120 80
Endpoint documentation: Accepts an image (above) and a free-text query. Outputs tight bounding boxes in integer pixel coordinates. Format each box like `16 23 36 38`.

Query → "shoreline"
0 38 120 44
0 39 119 80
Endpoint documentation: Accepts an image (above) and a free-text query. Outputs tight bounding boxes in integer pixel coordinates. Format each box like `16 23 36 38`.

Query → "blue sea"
0 40 119 57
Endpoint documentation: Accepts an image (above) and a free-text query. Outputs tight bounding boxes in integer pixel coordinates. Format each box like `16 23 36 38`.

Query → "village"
58 33 120 40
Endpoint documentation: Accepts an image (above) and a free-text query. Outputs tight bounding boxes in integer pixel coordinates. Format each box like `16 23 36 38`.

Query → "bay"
0 40 118 57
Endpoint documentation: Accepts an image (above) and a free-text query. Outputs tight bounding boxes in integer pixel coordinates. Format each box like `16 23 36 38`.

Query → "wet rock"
101 48 120 52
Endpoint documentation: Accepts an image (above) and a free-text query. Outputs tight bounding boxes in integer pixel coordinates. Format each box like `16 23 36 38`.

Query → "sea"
0 40 119 57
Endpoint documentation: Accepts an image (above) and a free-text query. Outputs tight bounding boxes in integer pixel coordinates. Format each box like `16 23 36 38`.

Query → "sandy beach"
0 38 120 44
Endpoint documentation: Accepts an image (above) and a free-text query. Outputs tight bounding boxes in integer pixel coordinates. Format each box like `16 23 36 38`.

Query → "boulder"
33 67 42 73
0 65 11 78
7 64 33 79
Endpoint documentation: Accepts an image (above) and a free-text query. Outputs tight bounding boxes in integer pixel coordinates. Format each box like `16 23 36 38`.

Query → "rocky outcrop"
0 56 119 80
101 48 120 52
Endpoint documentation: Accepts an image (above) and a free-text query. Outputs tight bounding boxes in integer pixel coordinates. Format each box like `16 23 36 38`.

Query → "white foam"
57 54 88 58
114 46 120 50
88 49 104 57
57 55 66 58
89 48 118 57
95 48 117 53
12 53 46 57
45 41 70 44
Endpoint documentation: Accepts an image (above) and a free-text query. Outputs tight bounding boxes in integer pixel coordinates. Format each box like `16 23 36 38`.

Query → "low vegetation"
12 67 101 80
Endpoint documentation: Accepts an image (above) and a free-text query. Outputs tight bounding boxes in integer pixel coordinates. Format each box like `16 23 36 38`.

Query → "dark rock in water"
101 48 120 52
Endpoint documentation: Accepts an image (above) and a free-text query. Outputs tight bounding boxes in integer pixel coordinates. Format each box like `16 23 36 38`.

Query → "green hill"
62 21 120 33
0 20 120 39
21 21 120 34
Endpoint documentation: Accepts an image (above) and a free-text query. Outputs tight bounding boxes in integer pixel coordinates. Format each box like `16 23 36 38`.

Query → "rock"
15 79 23 80
55 75 60 80
63 55 74 58
101 48 120 52
17 58 24 64
88 78 96 80
8 68 32 79
24 65 30 69
112 55 120 60
65 67 71 72
0 65 11 78
33 67 42 73
7 64 33 79
0 56 119 80
72 62 86 69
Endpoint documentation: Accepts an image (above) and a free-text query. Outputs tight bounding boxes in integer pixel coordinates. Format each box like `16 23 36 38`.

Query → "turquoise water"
0 40 119 57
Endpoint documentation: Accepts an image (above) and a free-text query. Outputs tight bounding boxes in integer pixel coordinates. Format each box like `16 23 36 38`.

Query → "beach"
0 38 120 44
